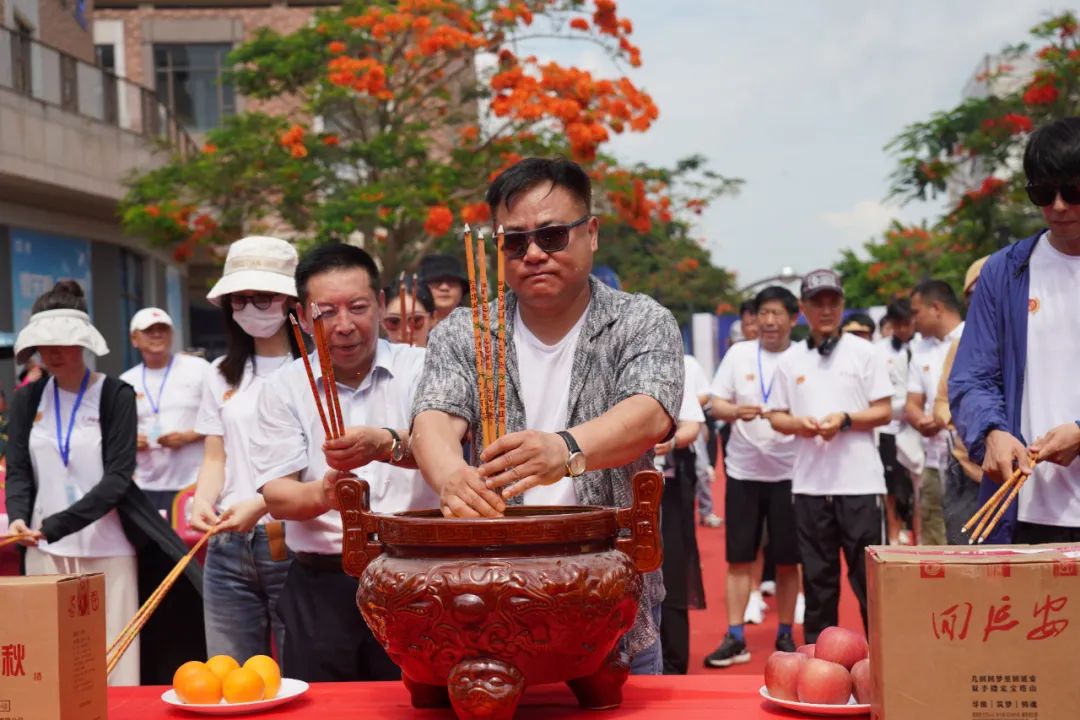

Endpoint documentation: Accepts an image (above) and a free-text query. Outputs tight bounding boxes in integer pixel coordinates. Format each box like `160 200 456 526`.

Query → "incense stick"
496 225 507 440
0 533 34 550
977 472 1029 544
289 315 331 437
409 273 419 347
464 225 491 447
311 305 345 439
476 231 495 444
962 467 1020 536
106 527 217 674
398 271 410 346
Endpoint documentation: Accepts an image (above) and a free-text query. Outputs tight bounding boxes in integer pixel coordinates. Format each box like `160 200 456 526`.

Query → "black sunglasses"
229 293 276 311
1026 183 1080 207
501 214 591 259
382 314 428 332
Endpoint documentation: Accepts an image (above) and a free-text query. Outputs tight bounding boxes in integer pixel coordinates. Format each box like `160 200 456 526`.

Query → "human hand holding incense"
1029 422 1080 467
324 426 399 470
6 519 42 547
479 429 570 500
983 429 1034 483
437 463 506 518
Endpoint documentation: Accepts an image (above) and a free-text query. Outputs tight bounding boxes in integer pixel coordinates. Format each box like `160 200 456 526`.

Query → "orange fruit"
172 660 208 689
222 667 265 704
174 666 222 705
243 655 282 699
205 654 240 682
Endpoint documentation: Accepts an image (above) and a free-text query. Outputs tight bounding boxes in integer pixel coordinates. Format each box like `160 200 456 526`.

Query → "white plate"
759 686 870 716
162 678 309 715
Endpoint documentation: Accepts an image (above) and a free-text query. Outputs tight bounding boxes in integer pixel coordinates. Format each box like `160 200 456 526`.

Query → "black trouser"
276 555 401 682
660 448 705 675
878 433 914 525
793 494 883 644
943 453 981 545
1014 521 1080 544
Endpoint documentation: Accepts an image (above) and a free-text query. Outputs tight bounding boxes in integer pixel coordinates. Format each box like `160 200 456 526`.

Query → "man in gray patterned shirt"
411 157 684 674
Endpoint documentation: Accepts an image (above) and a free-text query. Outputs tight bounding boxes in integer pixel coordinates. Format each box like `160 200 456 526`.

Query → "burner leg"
403 674 451 708
567 651 629 710
447 658 524 720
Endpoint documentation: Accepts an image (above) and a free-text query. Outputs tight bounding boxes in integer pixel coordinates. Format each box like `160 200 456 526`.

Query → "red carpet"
687 474 865 676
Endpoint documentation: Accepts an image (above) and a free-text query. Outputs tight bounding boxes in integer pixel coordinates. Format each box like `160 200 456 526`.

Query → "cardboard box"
0 574 107 720
868 545 1079 720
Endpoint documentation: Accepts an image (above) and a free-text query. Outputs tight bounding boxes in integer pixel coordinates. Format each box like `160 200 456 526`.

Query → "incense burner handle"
336 477 384 576
615 470 663 573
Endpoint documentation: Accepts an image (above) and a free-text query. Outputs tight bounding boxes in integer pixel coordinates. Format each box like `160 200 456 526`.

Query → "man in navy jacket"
949 117 1080 544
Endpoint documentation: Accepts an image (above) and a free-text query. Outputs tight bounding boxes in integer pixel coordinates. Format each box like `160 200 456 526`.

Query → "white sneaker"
759 580 777 596
744 591 767 624
702 513 723 528
898 529 913 546
795 593 806 625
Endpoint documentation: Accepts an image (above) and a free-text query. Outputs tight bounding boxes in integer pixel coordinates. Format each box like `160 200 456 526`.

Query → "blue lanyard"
757 343 776 404
54 370 91 467
141 356 174 415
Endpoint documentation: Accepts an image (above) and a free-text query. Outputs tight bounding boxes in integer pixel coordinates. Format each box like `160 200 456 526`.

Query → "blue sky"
528 1 1058 286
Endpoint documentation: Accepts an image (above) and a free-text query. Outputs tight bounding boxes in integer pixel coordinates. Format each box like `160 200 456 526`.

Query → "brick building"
93 0 337 132
1 0 192 391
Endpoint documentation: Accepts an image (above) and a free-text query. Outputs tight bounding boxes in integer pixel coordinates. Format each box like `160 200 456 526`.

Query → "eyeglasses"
501 214 591 259
229 293 276 311
1026 183 1080 207
382 314 428 332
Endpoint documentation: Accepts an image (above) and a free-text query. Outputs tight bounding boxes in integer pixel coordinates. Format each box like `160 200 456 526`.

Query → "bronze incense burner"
336 470 663 720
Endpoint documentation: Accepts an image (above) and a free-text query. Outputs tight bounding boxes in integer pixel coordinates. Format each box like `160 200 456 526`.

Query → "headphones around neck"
807 334 841 357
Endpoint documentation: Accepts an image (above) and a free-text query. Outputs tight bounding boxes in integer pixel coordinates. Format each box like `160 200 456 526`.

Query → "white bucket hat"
15 309 110 364
206 235 298 306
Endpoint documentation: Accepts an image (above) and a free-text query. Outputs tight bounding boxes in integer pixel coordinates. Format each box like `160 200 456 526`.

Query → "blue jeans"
204 525 293 661
628 601 664 675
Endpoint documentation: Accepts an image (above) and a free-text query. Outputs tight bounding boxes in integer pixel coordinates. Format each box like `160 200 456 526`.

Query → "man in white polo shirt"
766 269 893 643
705 286 800 668
904 280 965 545
251 244 438 682
119 308 210 521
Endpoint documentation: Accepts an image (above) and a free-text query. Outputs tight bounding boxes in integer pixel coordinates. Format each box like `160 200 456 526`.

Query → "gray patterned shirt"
412 276 685 657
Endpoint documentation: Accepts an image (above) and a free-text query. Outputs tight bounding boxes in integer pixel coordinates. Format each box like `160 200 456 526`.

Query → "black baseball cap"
800 269 845 300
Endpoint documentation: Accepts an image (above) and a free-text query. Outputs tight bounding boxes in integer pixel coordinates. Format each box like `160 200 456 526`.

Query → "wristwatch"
839 413 853 432
382 428 406 463
557 431 587 477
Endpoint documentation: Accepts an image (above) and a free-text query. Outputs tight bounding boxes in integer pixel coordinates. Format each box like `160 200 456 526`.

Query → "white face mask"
233 299 287 338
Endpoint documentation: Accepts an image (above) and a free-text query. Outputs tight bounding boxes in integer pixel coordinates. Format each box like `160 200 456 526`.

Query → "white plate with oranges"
163 654 309 715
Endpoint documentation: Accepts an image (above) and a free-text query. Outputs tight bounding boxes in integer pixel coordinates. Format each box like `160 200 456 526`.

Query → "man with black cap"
765 269 893 643
418 254 468 326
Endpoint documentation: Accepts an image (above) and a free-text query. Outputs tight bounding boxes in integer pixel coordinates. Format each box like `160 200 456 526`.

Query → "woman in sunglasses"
382 276 435 347
190 235 301 662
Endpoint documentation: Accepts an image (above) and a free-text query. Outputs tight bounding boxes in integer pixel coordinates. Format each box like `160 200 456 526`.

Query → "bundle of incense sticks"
297 305 345 439
463 224 508 448
961 455 1039 544
398 271 410 346
0 533 35 550
106 525 219 675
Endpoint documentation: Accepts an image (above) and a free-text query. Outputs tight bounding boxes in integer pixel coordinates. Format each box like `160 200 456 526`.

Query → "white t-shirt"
195 354 292 520
252 340 439 554
29 375 135 558
710 340 796 481
874 338 910 435
907 322 964 470
120 353 211 492
1020 235 1080 526
683 355 710 406
768 335 894 496
514 305 590 506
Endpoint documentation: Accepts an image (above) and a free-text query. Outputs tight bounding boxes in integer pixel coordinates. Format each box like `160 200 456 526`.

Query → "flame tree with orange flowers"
119 0 740 294
835 12 1080 308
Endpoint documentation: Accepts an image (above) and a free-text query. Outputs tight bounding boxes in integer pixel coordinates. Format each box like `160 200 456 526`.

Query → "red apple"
796 643 816 658
764 651 807 701
797 658 853 705
815 627 868 670
851 659 872 704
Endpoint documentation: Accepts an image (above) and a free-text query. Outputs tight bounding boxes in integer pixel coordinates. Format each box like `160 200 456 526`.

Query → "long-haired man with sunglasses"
411 157 684 676
951 117 1080 544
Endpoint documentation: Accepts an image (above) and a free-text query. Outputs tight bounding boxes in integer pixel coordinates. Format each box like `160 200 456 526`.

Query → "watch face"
568 452 587 476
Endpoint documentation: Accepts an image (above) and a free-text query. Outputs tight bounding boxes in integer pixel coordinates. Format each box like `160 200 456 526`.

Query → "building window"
95 44 116 74
153 43 235 131
119 250 145 369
